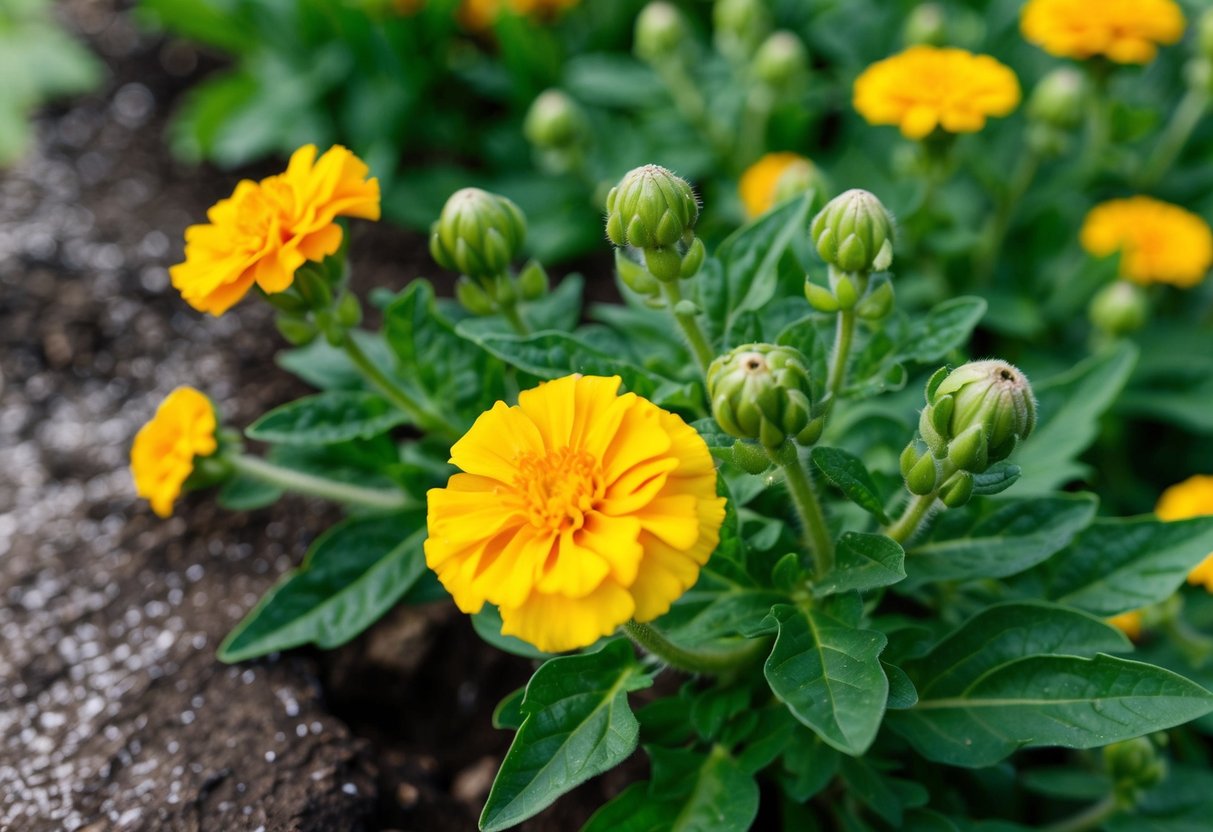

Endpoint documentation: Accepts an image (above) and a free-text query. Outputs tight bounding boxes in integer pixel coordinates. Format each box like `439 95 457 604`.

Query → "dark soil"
0 3 629 830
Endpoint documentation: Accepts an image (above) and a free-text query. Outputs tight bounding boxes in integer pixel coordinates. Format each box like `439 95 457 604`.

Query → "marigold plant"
1021 0 1186 64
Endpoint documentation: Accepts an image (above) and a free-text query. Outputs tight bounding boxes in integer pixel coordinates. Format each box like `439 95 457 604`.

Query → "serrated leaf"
218 513 427 662
906 494 1097 583
812 447 891 523
480 640 651 832
247 390 412 444
897 296 987 363
818 533 906 595
890 654 1213 767
762 602 889 755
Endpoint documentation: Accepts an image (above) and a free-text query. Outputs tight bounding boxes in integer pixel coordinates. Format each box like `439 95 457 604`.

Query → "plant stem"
341 334 457 442
1042 794 1119 832
768 444 834 578
1081 63 1112 180
228 454 413 511
885 492 937 544
1136 86 1209 188
826 308 857 401
500 299 532 336
973 147 1041 284
661 279 716 374
623 620 769 676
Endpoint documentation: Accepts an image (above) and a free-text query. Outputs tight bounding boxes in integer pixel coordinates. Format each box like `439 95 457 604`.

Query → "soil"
0 2 630 830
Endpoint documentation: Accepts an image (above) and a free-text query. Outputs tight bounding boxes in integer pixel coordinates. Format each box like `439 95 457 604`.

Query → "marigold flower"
1108 610 1143 641
425 375 727 652
1021 0 1184 64
853 46 1020 139
738 152 816 219
170 145 380 316
130 387 218 518
1157 475 1213 591
1080 197 1213 288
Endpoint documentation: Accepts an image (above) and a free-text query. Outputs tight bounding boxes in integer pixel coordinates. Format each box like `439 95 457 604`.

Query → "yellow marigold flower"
1021 0 1184 64
1157 475 1213 591
1108 610 1143 641
1080 197 1213 288
853 46 1020 140
130 387 218 518
738 152 816 219
170 145 380 316
425 375 727 652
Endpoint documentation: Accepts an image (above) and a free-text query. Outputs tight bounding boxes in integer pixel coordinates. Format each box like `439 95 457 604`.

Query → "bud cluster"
805 189 896 316
707 344 823 449
606 164 705 284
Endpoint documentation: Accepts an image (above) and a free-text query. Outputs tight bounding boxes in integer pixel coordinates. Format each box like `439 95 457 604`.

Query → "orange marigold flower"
1021 0 1185 64
425 375 727 653
1108 610 1143 641
1080 197 1213 288
853 46 1020 140
1157 475 1213 592
738 152 818 219
131 387 218 518
170 144 380 316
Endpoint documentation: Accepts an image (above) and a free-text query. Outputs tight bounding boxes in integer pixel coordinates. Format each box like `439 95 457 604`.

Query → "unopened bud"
430 188 526 280
906 452 938 496
635 2 687 64
606 164 699 249
855 278 894 320
920 360 1036 472
455 275 496 316
904 3 946 46
939 470 975 508
524 89 587 151
1089 281 1148 336
707 344 816 449
811 189 895 274
614 248 661 297
752 31 808 91
1105 737 1166 805
1028 67 1087 131
517 260 550 300
713 0 771 64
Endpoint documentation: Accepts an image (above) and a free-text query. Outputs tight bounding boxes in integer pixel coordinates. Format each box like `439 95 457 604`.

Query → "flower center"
513 448 604 533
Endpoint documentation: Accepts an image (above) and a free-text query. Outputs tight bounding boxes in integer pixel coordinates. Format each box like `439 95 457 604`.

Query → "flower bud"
920 360 1036 471
635 2 687 65
524 89 588 151
606 164 699 250
517 260 550 300
335 292 362 327
752 31 808 91
1105 737 1166 805
811 189 895 274
939 470 974 508
713 0 771 64
430 188 527 280
903 3 946 46
1028 67 1087 131
614 248 662 298
855 278 894 320
680 236 706 278
455 275 496 315
1089 281 1148 336
707 344 816 449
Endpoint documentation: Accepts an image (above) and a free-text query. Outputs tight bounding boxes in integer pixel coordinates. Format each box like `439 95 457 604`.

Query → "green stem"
737 85 774 168
769 444 834 578
661 279 716 374
341 334 458 442
1042 794 1119 832
228 454 413 511
974 147 1041 284
500 299 532 336
1136 86 1209 188
826 308 857 401
1081 64 1112 180
623 620 769 676
885 492 937 544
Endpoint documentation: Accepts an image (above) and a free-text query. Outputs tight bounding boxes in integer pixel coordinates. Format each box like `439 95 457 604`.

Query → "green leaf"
906 494 1097 584
480 640 651 832
246 391 412 444
275 330 392 392
216 474 282 511
811 447 891 523
762 601 889 755
903 601 1132 699
818 533 906 595
1038 515 1213 616
493 688 527 731
971 462 1022 496
884 661 919 709
218 513 427 662
896 297 987 363
778 727 840 801
891 654 1213 767
840 756 928 826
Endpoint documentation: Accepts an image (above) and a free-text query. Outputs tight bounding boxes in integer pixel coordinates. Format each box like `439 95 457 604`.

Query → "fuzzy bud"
713 0 771 64
606 164 699 249
1028 67 1087 131
635 2 687 64
811 189 895 274
1089 281 1148 337
430 188 526 280
920 360 1037 471
707 344 817 449
752 31 808 91
524 89 588 151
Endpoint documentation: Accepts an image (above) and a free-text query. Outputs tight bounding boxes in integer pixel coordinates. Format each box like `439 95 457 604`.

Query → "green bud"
455 275 496 316
714 0 771 64
832 271 860 309
707 343 815 449
752 31 808 91
635 2 687 65
430 187 527 280
680 236 706 278
524 89 587 151
939 470 975 508
900 441 923 481
921 360 1037 471
772 157 830 207
906 452 938 496
855 278 894 320
517 260 550 300
1105 737 1166 805
614 248 661 297
673 299 700 318
644 246 683 282
804 279 840 313
731 440 774 475
606 164 700 250
1089 281 1148 336
903 3 946 46
335 292 362 327
1028 67 1087 131
811 189 895 274
275 314 318 347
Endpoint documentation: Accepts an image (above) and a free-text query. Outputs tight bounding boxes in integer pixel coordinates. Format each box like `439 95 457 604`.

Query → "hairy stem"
769 444 834 579
826 308 857 401
229 454 413 511
661 279 716 374
885 492 938 545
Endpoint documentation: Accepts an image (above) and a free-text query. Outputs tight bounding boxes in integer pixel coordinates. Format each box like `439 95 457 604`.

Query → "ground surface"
0 3 628 830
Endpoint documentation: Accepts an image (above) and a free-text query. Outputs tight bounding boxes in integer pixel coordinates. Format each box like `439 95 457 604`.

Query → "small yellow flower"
1108 610 1143 641
170 145 380 316
1157 475 1213 591
1021 0 1185 64
853 46 1020 140
131 387 218 518
738 152 816 219
1080 197 1213 288
425 375 726 652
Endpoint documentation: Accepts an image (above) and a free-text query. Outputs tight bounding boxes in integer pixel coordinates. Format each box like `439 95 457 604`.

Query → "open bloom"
425 375 726 652
1021 0 1184 64
853 46 1020 139
1081 197 1213 288
738 152 818 219
131 387 218 518
1157 475 1213 591
170 144 380 315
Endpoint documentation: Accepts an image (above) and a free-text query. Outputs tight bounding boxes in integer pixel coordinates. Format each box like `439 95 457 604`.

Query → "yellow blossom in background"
1108 610 1143 641
1080 197 1213 288
738 152 815 219
1157 475 1213 591
853 46 1020 140
425 375 726 652
1021 0 1184 64
130 387 218 518
170 145 380 316
458 0 578 30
